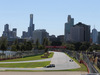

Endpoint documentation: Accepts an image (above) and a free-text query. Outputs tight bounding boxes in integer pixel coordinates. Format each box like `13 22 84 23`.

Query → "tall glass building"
92 28 98 44
28 14 35 38
64 15 74 42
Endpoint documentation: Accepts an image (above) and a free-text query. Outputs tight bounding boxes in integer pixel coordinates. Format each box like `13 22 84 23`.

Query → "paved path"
0 52 80 70
0 58 51 63
0 72 88 75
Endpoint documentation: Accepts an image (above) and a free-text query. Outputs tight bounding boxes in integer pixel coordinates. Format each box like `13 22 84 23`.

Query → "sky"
0 0 100 37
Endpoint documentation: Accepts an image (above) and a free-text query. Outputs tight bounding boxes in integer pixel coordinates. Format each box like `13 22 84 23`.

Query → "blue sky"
0 0 100 37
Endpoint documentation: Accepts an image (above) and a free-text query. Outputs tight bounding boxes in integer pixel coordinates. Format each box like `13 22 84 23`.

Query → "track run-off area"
0 52 80 70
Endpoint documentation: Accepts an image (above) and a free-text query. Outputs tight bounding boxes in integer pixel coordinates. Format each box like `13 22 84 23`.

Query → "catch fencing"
65 50 98 73
0 50 45 61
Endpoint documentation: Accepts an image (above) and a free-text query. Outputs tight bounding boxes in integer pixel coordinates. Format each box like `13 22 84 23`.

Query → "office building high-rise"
70 25 84 42
4 24 9 32
98 32 100 44
64 15 74 42
32 29 49 44
2 24 17 39
70 22 90 42
21 14 35 39
28 14 35 37
92 28 98 44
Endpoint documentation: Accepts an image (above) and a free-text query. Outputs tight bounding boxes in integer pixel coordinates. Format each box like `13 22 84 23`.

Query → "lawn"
0 52 54 62
0 61 50 68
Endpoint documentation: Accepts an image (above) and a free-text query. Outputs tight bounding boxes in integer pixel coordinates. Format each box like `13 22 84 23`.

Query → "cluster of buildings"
1 14 100 45
2 14 63 45
64 15 100 44
2 24 17 39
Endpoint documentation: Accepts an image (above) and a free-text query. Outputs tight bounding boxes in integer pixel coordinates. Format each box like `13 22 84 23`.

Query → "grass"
0 52 88 72
0 61 50 68
0 52 54 62
94 65 100 72
65 53 87 72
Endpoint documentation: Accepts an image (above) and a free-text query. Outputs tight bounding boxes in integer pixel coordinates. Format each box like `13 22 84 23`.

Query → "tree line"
0 37 100 52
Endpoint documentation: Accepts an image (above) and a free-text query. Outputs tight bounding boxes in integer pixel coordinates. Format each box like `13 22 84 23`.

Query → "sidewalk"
0 72 88 75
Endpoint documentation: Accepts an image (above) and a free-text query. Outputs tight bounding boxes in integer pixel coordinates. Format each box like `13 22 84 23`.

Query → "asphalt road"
0 58 51 63
0 52 80 70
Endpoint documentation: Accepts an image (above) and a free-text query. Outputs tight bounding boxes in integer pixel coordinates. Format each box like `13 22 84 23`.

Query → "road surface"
0 52 80 70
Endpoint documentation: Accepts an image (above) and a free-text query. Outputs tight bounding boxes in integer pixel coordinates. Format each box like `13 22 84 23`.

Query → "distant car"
44 64 55 68
69 59 73 62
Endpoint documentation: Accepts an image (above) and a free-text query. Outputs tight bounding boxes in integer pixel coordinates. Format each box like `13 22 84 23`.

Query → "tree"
11 45 17 51
16 44 20 51
74 42 82 51
0 43 7 53
79 45 87 51
0 37 7 53
38 45 44 50
35 39 40 49
51 41 62 46
26 41 33 51
13 39 18 45
20 44 26 51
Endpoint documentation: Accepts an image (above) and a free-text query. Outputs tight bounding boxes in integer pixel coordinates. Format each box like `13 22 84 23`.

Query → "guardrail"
0 50 45 61
81 73 100 75
65 50 98 73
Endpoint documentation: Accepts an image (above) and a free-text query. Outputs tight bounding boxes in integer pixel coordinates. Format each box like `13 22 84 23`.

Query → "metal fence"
81 73 100 75
65 50 98 73
0 50 45 61
83 53 98 73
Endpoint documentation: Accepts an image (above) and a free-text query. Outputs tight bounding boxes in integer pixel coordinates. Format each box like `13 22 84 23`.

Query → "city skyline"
0 0 100 37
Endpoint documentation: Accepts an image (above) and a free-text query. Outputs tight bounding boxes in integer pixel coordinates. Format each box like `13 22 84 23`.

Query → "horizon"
0 0 100 37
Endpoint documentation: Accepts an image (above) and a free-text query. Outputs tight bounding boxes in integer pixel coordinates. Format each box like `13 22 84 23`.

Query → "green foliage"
88 44 100 52
20 44 26 51
26 41 33 50
38 45 44 50
35 39 40 49
66 44 75 50
74 42 82 51
51 41 62 46
79 45 87 51
11 45 17 51
0 37 8 52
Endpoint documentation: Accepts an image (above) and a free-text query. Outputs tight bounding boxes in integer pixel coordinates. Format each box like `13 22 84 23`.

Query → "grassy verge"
0 52 54 62
65 53 87 72
0 61 50 68
94 65 100 72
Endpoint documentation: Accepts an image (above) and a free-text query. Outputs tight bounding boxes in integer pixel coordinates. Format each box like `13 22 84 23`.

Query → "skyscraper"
70 25 84 42
98 32 100 44
2 24 17 39
70 22 90 42
32 29 49 44
21 14 35 39
4 24 9 32
28 14 35 37
64 15 74 42
92 28 98 44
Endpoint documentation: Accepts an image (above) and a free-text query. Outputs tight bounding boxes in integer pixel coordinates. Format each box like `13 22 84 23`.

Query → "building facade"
2 24 17 39
70 25 84 42
70 22 90 42
64 15 74 42
22 14 35 39
32 29 49 44
28 14 35 37
92 28 98 44
98 32 100 44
